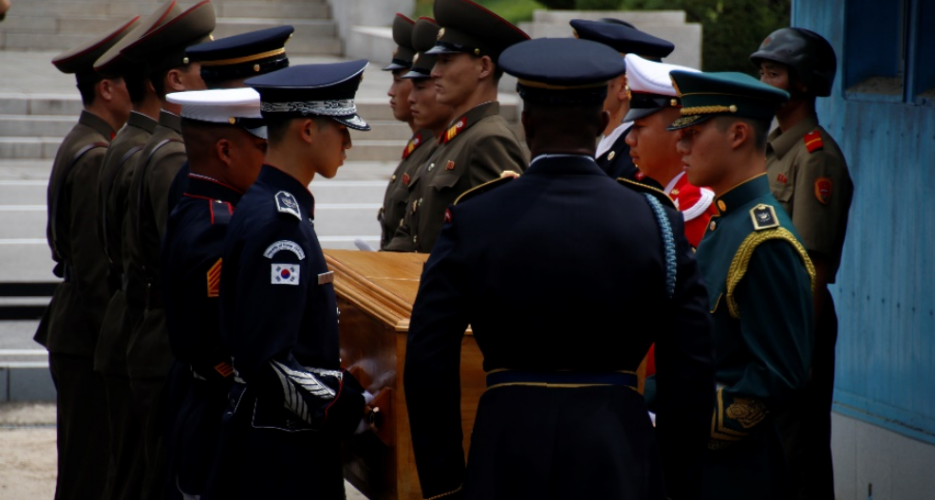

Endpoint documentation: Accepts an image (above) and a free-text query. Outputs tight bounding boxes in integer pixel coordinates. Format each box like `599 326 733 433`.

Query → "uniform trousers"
102 373 145 500
130 376 168 500
49 353 110 500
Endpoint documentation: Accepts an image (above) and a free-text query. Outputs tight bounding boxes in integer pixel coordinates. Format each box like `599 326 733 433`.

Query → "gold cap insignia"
625 85 632 100
228 117 236 125
413 53 420 64
253 64 260 72
437 27 445 40
729 104 738 113
572 29 579 39
182 56 190 65
670 98 678 107
474 48 480 56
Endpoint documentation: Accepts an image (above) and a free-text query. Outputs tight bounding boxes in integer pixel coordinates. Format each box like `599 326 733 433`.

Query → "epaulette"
616 178 677 210
274 190 302 221
209 199 234 225
804 130 823 153
453 172 519 205
749 204 780 231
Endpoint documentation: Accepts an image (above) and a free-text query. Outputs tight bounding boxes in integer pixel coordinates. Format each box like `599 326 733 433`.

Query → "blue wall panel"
794 0 935 442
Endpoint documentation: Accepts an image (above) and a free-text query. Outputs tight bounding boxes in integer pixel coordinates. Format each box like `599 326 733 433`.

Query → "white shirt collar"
596 121 632 159
663 171 686 195
529 153 595 168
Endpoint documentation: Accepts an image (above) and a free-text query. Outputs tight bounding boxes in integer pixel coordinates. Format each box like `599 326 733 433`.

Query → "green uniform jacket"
125 110 186 379
94 111 157 374
696 174 815 498
385 101 528 253
766 117 852 283
36 111 114 357
378 128 436 250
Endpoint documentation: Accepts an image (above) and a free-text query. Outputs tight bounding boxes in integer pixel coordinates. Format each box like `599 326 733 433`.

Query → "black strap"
101 144 145 263
49 141 108 262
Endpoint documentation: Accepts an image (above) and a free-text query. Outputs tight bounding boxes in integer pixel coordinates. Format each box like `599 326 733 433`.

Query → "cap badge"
182 57 190 65
729 104 738 113
670 99 678 107
572 29 579 39
413 53 420 64
253 64 261 72
474 48 480 55
437 28 445 40
228 117 237 125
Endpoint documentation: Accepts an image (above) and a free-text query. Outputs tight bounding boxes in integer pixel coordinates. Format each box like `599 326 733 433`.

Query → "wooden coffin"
324 249 484 500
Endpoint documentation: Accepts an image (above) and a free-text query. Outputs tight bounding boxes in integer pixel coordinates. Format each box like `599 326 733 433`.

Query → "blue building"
792 0 935 498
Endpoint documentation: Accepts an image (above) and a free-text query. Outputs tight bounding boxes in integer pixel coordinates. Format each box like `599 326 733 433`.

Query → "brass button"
413 235 418 243
418 198 423 206
428 163 435 172
391 174 397 182
717 200 726 212
709 220 717 231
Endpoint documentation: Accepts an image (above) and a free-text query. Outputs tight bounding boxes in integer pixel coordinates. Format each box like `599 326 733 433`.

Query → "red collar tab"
804 130 823 153
402 133 423 159
440 117 468 145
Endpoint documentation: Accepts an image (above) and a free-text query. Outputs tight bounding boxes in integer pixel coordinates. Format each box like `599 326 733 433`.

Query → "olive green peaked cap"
94 1 183 78
426 0 529 64
402 17 441 79
667 70 790 130
121 0 216 74
53 16 140 80
384 13 417 71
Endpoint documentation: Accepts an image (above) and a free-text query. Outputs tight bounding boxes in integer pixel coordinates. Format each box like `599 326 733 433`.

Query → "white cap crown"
625 54 699 97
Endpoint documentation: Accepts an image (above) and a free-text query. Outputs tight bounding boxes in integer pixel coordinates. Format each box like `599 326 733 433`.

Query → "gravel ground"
0 402 366 499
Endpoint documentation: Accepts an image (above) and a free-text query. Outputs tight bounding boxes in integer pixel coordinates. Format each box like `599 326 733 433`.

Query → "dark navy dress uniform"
161 174 241 496
404 38 715 500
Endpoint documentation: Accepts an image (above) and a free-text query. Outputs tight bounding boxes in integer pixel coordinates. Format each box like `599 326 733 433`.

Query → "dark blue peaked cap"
570 19 674 60
187 25 294 83
245 60 371 131
499 38 626 105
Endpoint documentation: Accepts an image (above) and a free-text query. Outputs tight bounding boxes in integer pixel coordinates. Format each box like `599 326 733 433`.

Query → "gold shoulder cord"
424 485 463 500
453 173 517 205
725 227 816 318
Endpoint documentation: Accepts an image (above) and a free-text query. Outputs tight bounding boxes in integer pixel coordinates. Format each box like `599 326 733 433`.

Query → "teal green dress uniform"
666 70 816 500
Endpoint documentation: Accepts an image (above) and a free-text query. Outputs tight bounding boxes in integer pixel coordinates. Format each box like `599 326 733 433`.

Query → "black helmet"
750 27 836 97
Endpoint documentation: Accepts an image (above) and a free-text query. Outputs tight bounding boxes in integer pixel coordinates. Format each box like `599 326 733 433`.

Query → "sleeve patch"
271 263 300 285
263 240 306 260
275 190 303 221
804 130 823 153
814 177 832 205
206 258 222 297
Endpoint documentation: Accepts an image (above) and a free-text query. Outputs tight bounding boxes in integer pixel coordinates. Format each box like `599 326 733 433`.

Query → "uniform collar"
258 164 315 218
402 128 433 159
596 121 632 159
526 154 605 176
713 173 769 216
438 101 499 145
127 111 158 134
767 116 819 160
78 110 116 141
159 109 183 134
663 171 687 195
185 171 243 205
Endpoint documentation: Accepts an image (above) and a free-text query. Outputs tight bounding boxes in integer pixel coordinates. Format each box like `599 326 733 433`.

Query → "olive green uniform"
37 110 115 500
696 174 815 500
766 116 852 500
96 109 156 500
385 102 527 253
379 129 436 250
125 109 186 500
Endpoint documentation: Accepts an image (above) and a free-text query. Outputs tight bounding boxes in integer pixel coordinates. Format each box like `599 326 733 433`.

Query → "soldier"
38 16 138 500
384 0 529 253
90 5 181 498
401 17 454 142
160 87 267 498
167 25 295 213
377 14 438 250
570 19 674 186
212 61 377 499
405 38 715 500
751 28 853 500
666 70 815 500
118 3 216 498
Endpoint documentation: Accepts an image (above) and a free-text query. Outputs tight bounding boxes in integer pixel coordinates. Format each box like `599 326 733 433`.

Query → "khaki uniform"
379 129 436 249
386 102 527 253
766 116 852 500
95 110 156 500
37 109 114 500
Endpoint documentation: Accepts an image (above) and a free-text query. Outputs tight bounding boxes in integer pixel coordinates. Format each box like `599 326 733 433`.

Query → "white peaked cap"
167 87 263 123
625 54 699 97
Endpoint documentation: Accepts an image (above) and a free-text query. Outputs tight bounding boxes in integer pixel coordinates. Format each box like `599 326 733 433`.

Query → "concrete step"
0 138 61 160
350 120 413 142
3 0 329 19
213 18 337 39
0 115 76 138
532 10 687 25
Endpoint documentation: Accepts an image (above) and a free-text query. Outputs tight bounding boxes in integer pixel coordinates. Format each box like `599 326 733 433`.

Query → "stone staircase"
0 0 341 55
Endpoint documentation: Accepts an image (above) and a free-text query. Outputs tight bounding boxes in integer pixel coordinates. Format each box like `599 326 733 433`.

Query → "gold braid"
725 227 816 318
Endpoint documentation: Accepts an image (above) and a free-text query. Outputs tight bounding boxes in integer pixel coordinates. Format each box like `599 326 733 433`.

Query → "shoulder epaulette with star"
454 172 519 205
804 130 823 153
275 190 302 221
616 178 677 210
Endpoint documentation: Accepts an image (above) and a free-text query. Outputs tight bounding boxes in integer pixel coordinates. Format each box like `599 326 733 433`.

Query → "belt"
485 369 637 390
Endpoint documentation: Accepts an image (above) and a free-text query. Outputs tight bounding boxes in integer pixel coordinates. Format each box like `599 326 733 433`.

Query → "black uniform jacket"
161 175 241 494
215 165 365 499
404 155 715 500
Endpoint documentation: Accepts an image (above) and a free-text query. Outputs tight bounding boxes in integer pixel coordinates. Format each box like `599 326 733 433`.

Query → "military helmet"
750 27 836 97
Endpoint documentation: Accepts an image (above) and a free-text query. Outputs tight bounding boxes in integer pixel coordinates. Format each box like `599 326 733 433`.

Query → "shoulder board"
454 172 518 205
804 130 823 153
749 203 780 231
274 190 302 221
209 199 234 225
617 178 677 210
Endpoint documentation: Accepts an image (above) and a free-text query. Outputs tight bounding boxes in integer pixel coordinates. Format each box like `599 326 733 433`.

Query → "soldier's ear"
97 78 114 102
166 69 186 93
216 138 233 167
478 55 494 81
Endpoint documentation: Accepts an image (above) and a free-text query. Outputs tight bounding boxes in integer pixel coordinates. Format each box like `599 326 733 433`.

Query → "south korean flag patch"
271 263 300 285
